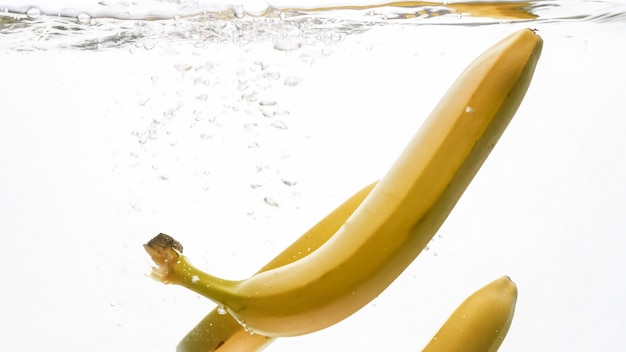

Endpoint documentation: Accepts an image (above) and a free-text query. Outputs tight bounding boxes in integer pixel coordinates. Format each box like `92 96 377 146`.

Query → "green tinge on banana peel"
145 28 542 350
423 277 518 352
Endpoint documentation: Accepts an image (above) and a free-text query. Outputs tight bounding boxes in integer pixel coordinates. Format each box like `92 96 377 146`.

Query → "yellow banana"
423 276 518 352
145 28 542 338
173 182 377 351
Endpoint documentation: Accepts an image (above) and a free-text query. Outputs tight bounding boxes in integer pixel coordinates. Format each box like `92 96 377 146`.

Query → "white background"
1 2 626 351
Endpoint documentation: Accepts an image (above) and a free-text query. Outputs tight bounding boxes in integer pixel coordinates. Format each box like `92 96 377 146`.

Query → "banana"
145 28 542 338
173 182 377 351
423 276 518 352
298 1 537 21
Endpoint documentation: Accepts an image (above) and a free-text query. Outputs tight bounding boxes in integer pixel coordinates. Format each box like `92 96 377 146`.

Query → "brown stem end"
144 233 184 284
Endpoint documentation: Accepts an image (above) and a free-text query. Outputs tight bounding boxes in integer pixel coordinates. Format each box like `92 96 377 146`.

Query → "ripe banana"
173 182 377 351
145 28 542 338
423 276 518 352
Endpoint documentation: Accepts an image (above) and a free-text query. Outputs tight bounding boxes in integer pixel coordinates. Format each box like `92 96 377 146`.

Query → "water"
1 1 625 351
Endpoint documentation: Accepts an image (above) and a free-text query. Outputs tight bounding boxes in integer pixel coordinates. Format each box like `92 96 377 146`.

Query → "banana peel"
423 276 518 352
145 28 542 351
173 183 377 351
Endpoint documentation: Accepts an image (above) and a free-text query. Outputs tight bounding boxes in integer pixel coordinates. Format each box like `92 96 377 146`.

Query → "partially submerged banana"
145 28 542 339
423 276 518 352
173 182 377 351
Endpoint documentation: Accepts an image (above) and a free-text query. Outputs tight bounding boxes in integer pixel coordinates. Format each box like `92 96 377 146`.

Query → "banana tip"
498 276 518 298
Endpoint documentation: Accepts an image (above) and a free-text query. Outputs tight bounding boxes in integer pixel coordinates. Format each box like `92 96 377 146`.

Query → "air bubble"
174 63 192 72
260 71 281 80
191 275 199 283
233 5 245 19
273 38 303 51
217 306 227 315
264 197 279 207
76 13 92 24
271 120 288 130
284 76 303 87
26 7 42 19
282 179 297 186
236 318 254 334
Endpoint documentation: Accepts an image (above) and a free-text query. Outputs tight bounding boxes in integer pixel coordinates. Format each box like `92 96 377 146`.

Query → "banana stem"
144 233 241 310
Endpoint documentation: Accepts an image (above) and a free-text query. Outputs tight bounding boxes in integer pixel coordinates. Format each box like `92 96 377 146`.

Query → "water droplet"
465 106 474 114
216 306 227 315
76 13 92 25
26 7 42 19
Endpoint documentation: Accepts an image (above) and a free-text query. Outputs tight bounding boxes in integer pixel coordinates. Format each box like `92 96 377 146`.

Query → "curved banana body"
148 28 542 338
423 276 518 352
175 182 376 351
